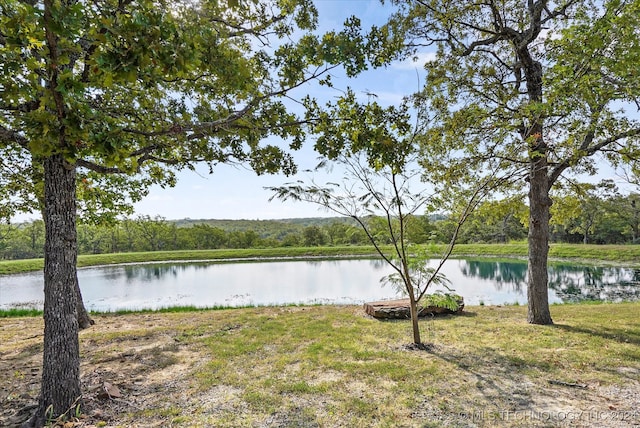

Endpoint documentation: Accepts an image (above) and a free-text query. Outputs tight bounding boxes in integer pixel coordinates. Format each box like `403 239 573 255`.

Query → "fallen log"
364 297 464 319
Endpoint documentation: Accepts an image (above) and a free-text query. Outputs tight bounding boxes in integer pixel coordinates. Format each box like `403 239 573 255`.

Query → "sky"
11 0 637 223
115 0 416 222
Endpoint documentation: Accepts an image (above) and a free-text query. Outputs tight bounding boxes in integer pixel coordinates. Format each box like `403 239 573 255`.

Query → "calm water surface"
1 258 638 311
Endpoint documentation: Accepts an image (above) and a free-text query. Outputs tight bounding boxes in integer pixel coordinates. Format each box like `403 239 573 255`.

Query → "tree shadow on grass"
551 323 640 346
457 310 479 317
406 323 640 426
551 322 640 383
407 344 542 426
370 311 478 323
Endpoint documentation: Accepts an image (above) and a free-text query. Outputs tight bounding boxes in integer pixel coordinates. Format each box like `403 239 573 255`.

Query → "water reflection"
123 264 181 282
461 261 527 293
458 259 640 303
0 259 638 311
548 265 640 303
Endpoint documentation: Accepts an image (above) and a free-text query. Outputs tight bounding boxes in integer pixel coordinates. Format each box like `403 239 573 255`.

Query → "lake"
1 258 639 311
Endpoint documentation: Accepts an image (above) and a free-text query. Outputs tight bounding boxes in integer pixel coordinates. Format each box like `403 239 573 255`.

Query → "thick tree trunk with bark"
527 153 553 325
520 48 554 325
26 154 82 426
32 157 93 330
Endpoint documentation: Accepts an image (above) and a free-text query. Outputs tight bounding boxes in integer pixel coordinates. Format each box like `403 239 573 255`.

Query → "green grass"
0 305 235 319
453 242 640 265
2 243 639 275
2 303 639 427
0 308 42 318
154 303 640 426
190 302 639 391
109 305 237 315
0 246 382 275
0 258 44 275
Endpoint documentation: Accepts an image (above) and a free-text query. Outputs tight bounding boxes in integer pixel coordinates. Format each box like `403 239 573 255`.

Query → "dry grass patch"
0 304 638 427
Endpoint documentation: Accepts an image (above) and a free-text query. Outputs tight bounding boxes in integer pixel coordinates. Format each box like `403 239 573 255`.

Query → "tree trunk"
526 129 554 324
527 154 553 325
408 293 422 345
26 154 82 426
76 280 94 329
33 158 93 330
520 48 553 325
403 263 422 345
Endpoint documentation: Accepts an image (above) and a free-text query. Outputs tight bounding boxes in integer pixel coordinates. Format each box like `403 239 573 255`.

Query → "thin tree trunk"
405 270 422 345
26 154 82 426
408 293 421 345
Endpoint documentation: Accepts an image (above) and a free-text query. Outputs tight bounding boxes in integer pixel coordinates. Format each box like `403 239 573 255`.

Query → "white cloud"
391 52 437 71
536 28 563 43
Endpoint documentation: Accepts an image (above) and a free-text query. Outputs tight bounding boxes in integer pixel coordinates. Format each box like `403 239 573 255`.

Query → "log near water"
364 298 464 319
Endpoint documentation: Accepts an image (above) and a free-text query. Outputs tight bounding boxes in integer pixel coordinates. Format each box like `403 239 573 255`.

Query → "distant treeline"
1 192 638 260
0 215 432 259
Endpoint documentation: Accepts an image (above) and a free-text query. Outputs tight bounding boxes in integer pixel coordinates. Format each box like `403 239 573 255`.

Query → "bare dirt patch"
0 313 207 427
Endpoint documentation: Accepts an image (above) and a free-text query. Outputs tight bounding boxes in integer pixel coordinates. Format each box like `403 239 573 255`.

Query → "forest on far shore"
2 190 639 260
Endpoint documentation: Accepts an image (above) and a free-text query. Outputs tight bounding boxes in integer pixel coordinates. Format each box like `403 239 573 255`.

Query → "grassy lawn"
1 243 639 275
0 246 382 275
1 303 638 427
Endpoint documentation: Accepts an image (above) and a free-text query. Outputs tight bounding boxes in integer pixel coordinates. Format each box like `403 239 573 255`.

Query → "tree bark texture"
28 154 82 426
32 158 93 330
527 152 553 325
519 45 554 325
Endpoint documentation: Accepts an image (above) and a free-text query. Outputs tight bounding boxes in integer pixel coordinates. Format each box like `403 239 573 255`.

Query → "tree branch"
75 159 126 174
0 100 40 113
460 34 504 56
549 127 640 187
209 10 289 39
540 0 580 26
0 125 29 148
120 64 338 139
